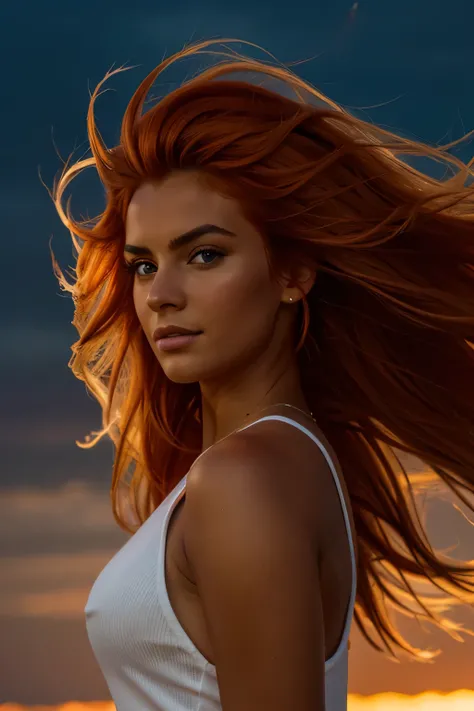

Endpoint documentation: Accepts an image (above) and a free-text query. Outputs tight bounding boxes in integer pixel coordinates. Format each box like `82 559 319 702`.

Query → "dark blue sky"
1 0 474 705
2 0 474 492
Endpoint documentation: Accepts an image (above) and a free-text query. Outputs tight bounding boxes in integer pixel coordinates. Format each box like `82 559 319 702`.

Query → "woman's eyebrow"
124 223 237 256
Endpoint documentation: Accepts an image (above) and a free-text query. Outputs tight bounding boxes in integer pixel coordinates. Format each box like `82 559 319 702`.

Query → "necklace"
244 402 316 424
199 403 318 458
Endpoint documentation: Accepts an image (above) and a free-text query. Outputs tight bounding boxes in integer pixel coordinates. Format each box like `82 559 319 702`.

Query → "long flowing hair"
49 38 474 661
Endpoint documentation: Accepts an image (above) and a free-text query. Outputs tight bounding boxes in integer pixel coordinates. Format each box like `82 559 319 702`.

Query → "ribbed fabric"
85 415 357 710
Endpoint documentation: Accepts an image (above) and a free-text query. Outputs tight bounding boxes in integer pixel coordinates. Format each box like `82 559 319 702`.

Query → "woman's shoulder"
185 417 334 545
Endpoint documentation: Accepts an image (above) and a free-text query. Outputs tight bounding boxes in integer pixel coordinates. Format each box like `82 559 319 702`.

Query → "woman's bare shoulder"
185 419 333 546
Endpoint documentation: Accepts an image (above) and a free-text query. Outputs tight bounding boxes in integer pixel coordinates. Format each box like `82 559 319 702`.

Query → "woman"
50 38 474 711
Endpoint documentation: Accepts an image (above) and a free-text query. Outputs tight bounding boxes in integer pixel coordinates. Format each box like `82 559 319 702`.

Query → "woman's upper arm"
183 439 326 711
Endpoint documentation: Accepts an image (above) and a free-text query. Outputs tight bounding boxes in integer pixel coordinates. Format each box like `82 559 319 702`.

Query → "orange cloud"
1 691 474 709
349 690 474 709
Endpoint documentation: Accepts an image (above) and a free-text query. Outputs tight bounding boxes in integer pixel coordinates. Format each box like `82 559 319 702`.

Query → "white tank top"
85 415 357 711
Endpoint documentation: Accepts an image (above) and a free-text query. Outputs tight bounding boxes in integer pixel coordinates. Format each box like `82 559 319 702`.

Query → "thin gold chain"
199 403 317 459
243 402 316 425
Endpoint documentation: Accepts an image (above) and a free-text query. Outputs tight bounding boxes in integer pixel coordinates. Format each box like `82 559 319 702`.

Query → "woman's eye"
127 260 155 277
189 248 225 265
125 248 224 278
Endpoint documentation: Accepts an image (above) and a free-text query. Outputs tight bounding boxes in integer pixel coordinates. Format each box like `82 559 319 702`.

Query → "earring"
289 297 294 302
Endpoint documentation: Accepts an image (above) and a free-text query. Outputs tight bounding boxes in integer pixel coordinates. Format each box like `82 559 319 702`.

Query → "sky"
1 0 474 706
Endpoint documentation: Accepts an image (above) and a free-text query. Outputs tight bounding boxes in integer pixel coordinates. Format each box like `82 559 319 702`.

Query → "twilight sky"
1 0 474 705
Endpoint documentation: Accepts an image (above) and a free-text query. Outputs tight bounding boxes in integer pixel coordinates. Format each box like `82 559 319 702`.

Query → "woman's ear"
280 263 317 304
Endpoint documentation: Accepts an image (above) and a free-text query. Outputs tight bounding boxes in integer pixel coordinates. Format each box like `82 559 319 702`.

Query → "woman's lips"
155 332 202 352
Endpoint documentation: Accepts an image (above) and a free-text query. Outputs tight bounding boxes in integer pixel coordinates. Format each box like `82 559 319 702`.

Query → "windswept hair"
50 38 474 662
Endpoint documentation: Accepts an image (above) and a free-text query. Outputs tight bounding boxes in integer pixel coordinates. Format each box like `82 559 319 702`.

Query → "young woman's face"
124 170 292 385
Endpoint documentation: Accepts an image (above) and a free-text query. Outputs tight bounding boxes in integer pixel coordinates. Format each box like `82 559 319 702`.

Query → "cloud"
0 550 113 619
0 482 127 619
0 325 73 367
2 692 474 710
0 481 116 541
0 704 114 710
0 421 97 447
0 481 128 556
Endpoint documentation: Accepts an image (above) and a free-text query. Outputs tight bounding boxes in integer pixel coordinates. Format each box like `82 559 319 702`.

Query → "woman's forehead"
126 175 249 244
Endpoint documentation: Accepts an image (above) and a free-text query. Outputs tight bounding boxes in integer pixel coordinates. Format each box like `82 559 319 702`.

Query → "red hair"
50 38 474 662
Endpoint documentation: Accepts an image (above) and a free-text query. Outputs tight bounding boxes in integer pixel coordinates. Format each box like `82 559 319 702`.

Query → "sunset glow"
2 691 474 710
349 690 474 709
